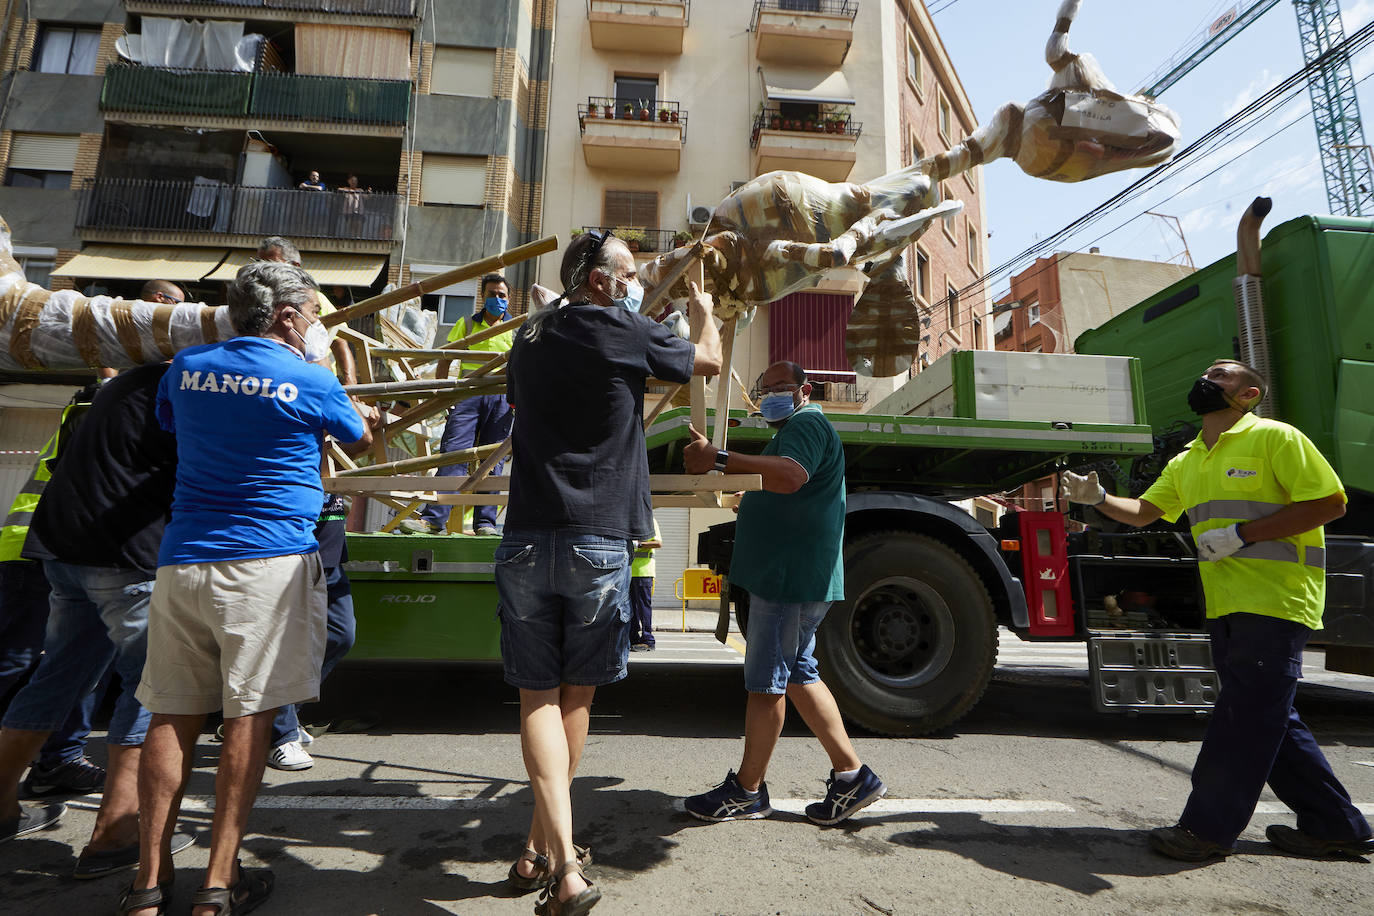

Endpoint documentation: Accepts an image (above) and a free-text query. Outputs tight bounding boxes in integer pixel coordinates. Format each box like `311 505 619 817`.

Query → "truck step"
1087 631 1218 714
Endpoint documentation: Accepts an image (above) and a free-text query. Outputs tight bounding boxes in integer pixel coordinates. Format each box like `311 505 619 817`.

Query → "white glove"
1060 470 1105 505
1196 523 1247 561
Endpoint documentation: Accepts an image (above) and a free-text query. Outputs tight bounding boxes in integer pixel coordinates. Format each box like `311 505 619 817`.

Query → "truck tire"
817 531 997 736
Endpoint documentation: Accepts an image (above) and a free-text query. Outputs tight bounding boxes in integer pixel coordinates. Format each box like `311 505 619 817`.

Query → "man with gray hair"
118 262 373 916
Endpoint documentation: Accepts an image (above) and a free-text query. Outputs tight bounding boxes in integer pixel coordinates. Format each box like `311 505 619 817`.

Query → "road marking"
769 799 1076 815
726 635 747 656
70 795 1373 816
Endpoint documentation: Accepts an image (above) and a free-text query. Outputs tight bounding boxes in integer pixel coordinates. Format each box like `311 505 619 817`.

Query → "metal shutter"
602 189 658 228
652 508 690 610
431 47 494 97
8 134 79 171
421 156 486 206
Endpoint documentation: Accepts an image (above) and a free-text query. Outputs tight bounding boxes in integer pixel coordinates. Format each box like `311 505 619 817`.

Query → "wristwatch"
713 449 730 472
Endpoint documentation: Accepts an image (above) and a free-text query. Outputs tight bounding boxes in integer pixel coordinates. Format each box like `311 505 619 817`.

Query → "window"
906 34 923 94
14 247 56 287
947 282 960 336
941 183 957 239
910 132 924 167
938 91 952 143
614 75 658 116
967 221 979 271
420 155 486 206
914 247 930 302
431 47 495 97
1028 299 1041 326
4 133 77 189
603 189 659 228
34 25 100 75
972 316 983 350
416 274 477 325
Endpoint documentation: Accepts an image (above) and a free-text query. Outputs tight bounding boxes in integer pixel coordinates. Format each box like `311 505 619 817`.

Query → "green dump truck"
343 210 1374 736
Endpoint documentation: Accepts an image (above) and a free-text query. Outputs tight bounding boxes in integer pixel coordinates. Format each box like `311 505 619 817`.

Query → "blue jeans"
271 559 356 747
1180 612 1372 846
629 577 655 647
420 393 513 530
495 528 632 690
2 560 152 746
742 594 830 694
0 560 101 766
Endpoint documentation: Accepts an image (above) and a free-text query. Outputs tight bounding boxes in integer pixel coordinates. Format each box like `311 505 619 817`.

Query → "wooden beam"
334 442 503 477
711 317 736 450
347 376 506 398
323 474 764 493
322 238 557 328
458 439 512 492
643 384 683 430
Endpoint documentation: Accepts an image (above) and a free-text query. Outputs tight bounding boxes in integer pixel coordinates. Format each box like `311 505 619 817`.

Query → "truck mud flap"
1087 631 1218 713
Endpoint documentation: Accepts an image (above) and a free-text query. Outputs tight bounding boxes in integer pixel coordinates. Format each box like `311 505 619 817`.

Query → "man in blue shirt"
119 262 371 916
682 361 885 827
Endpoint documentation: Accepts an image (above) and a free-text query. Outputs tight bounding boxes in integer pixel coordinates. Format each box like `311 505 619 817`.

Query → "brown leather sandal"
507 847 550 893
534 859 601 916
115 879 174 916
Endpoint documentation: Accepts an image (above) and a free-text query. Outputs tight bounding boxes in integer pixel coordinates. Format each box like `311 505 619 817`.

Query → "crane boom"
1138 1 1284 99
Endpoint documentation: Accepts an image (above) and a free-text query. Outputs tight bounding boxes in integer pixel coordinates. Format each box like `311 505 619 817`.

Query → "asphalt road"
4 631 1373 915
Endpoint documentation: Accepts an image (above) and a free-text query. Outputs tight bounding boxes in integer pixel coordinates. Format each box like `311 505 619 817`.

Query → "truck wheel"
817 531 997 736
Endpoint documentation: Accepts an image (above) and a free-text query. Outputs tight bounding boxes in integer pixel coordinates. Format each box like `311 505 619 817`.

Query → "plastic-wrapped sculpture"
640 0 1180 378
0 216 232 372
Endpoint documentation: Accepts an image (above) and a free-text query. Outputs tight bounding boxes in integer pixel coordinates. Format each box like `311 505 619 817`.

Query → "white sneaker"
267 740 313 771
297 727 314 746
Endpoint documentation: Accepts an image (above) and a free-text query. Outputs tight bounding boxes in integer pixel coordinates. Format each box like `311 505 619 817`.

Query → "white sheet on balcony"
294 24 411 80
116 18 264 72
760 66 854 105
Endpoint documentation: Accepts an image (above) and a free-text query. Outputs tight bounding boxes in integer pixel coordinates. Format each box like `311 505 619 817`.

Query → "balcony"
750 107 861 181
100 64 411 129
588 0 689 55
76 179 398 247
581 226 688 256
750 0 857 66
578 98 687 173
126 0 418 24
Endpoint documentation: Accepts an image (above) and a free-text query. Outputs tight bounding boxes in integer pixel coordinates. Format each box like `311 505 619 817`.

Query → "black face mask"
1187 377 1234 415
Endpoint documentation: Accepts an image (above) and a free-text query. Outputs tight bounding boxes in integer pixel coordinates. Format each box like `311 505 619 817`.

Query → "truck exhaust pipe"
1234 196 1275 417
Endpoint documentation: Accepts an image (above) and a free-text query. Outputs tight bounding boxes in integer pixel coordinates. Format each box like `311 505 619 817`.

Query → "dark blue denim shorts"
494 528 633 690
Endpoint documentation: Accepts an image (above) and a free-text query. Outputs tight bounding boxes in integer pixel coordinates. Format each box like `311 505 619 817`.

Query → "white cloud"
1224 69 1281 118
1345 0 1374 30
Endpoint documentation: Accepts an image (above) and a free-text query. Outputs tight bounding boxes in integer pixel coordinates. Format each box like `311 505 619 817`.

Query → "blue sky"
931 0 1374 297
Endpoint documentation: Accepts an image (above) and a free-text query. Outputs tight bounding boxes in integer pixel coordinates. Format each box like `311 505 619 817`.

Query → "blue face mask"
484 295 508 318
611 276 644 313
760 392 797 422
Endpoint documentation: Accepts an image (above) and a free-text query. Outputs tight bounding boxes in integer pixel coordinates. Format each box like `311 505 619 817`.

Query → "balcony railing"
749 0 858 29
76 179 398 242
101 63 411 126
578 97 688 142
580 226 687 255
129 0 418 16
750 107 861 147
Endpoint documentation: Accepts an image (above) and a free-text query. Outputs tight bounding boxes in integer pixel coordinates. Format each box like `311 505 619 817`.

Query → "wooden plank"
458 438 512 492
323 474 764 493
690 257 707 434
643 384 683 430
334 442 503 477
442 313 527 350
711 317 736 450
322 238 556 328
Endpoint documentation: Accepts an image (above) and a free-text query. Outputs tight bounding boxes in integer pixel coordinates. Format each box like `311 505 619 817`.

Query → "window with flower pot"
602 190 659 250
614 75 658 119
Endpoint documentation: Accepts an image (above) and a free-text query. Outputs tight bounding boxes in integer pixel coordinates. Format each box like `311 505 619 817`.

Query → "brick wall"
418 42 434 94
96 22 122 73
52 249 80 291
72 133 102 182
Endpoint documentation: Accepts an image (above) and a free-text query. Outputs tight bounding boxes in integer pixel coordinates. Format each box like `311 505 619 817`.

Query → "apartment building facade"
0 0 551 329
539 0 988 408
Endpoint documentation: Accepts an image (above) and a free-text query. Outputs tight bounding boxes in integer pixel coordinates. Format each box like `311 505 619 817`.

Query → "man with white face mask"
681 360 886 828
120 262 373 916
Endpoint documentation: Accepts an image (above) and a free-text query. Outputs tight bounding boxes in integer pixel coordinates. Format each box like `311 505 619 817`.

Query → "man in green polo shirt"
1063 358 1372 862
681 361 885 827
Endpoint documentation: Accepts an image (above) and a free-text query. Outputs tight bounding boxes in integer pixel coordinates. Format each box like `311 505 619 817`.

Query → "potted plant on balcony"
673 230 693 247
659 107 670 123
638 100 651 121
603 102 613 118
769 111 781 130
571 228 585 237
670 109 679 123
615 227 645 252
623 102 634 119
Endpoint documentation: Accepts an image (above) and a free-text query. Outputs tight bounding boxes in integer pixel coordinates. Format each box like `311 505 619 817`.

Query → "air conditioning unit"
688 203 713 228
729 180 747 192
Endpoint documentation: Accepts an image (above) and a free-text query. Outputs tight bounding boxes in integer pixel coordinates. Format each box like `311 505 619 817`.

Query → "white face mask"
288 308 331 362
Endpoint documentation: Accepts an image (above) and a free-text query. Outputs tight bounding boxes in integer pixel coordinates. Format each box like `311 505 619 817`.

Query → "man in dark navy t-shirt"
124 262 371 916
496 231 721 911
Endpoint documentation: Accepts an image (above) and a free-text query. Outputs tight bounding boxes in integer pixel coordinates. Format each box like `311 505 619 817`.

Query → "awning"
51 246 231 282
205 251 387 287
760 66 854 105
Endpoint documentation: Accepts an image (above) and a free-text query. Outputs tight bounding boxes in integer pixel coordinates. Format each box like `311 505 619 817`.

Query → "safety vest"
1139 412 1343 631
0 393 91 562
631 519 661 579
446 314 514 374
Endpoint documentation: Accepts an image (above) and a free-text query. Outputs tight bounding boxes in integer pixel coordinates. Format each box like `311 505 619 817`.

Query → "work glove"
1196 523 1247 561
1060 470 1105 505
